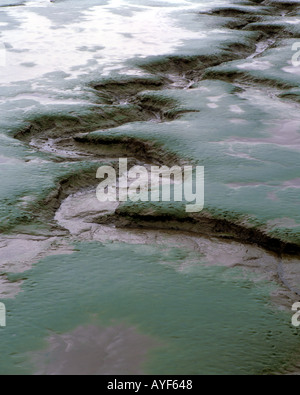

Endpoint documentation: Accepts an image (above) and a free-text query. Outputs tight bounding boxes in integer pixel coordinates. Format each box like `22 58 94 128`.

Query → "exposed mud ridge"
92 76 168 104
204 8 263 18
198 1 300 93
28 130 300 264
278 90 300 103
203 69 297 90
14 93 195 162
137 46 259 84
15 95 183 144
139 20 300 99
202 1 300 19
201 6 266 30
202 1 300 92
267 0 300 13
224 18 263 31
244 22 300 39
14 1 300 151
73 134 188 165
41 168 102 223
15 44 286 153
0 3 25 7
15 44 263 156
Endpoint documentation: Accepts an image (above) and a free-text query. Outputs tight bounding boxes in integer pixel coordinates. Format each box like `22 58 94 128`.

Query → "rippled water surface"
1 242 299 375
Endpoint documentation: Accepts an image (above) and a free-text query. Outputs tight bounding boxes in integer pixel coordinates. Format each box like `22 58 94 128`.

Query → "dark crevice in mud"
204 8 263 18
244 22 300 39
132 94 197 122
203 69 296 90
92 76 168 105
73 135 186 166
265 0 300 13
0 3 25 7
95 210 300 256
1 168 102 235
139 55 228 76
224 18 261 30
201 7 265 30
278 91 300 103
42 169 100 221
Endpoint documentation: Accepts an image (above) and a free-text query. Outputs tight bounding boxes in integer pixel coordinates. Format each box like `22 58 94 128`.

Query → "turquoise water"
1 242 299 375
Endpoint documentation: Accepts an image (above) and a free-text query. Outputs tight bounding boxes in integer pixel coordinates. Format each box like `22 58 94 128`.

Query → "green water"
1 241 299 375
